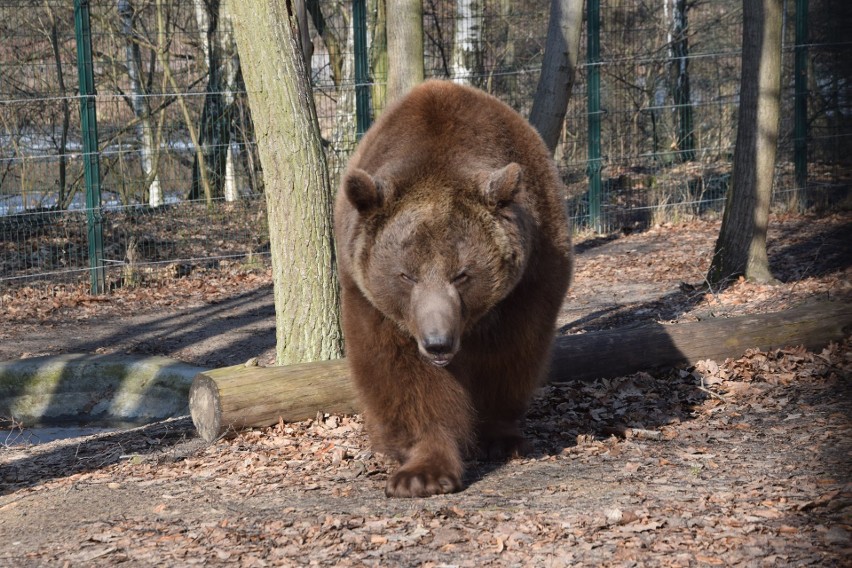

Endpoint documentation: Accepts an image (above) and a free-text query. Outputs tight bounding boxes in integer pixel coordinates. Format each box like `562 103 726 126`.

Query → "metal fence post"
74 0 105 294
794 0 808 209
353 0 372 138
586 0 603 232
672 0 695 162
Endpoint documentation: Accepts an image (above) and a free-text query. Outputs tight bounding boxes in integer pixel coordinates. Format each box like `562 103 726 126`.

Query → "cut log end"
189 374 222 443
188 358 356 443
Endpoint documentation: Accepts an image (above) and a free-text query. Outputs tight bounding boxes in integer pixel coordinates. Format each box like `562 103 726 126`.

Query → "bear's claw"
386 467 462 498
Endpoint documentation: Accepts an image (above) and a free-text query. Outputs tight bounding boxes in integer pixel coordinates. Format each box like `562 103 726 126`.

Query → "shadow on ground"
0 417 200 497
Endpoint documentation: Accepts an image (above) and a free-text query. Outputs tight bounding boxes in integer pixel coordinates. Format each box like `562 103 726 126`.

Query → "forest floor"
0 212 850 566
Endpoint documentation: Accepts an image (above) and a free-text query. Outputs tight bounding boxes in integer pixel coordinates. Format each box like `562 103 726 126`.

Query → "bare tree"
387 0 424 101
368 0 388 116
668 0 694 162
529 0 584 154
295 0 313 69
118 0 163 207
190 0 241 202
41 3 72 208
331 7 357 174
708 0 782 285
451 0 484 85
218 0 242 202
306 0 344 84
231 0 343 364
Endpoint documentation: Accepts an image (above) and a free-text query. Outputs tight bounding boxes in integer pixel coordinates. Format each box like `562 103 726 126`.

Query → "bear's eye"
399 272 417 285
452 271 469 286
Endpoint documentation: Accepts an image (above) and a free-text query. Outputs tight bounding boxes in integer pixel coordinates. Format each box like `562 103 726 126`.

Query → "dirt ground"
1 213 850 566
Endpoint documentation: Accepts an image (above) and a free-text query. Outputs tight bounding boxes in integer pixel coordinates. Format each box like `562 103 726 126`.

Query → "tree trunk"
368 0 388 117
708 0 782 285
529 0 584 154
331 4 357 176
295 0 313 70
231 0 343 365
45 4 72 209
306 0 344 85
386 0 424 101
491 0 517 105
218 0 242 202
451 0 484 85
669 0 695 162
190 0 229 202
233 72 264 195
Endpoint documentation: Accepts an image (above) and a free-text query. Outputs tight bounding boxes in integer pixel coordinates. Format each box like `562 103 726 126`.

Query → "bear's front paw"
478 432 529 462
385 465 463 498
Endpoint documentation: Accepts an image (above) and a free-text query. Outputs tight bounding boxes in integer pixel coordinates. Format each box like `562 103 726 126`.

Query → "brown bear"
334 80 572 498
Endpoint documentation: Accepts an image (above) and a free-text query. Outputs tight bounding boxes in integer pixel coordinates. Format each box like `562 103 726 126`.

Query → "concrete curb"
0 354 208 426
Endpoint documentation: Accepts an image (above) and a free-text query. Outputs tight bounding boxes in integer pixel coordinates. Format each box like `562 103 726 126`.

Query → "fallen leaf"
694 554 725 565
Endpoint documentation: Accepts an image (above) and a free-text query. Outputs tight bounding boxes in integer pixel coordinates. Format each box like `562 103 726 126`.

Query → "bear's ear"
343 168 383 213
482 163 523 207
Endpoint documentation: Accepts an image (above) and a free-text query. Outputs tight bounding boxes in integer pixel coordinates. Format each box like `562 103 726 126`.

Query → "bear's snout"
421 333 456 366
411 283 462 367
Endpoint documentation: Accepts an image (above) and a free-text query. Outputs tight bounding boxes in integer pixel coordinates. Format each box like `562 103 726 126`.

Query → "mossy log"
190 300 851 442
0 354 205 426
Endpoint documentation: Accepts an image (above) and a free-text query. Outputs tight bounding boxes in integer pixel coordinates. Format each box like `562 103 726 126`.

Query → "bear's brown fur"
335 80 573 498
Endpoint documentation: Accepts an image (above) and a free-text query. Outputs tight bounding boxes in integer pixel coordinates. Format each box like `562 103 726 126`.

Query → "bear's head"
342 163 535 367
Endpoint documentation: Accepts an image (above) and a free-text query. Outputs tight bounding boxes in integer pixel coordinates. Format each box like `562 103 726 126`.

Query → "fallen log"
550 299 851 382
190 359 354 443
190 300 851 442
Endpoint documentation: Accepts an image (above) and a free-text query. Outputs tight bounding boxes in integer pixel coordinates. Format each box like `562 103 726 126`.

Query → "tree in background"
303 0 359 174
368 0 388 116
707 0 782 285
118 0 163 207
217 1 244 202
189 0 242 202
387 0 424 101
306 0 345 84
529 0 584 154
452 0 484 85
329 2 357 175
231 0 343 364
44 3 73 209
668 0 695 162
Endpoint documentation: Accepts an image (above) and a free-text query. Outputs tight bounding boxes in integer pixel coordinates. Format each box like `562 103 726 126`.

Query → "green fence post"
586 0 603 232
74 0 105 294
353 0 372 138
672 0 695 162
794 0 808 209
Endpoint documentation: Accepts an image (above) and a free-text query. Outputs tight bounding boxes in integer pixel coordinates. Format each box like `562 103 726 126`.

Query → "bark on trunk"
708 0 782 285
231 0 343 365
529 0 584 154
386 0 424 101
669 0 695 162
368 0 388 117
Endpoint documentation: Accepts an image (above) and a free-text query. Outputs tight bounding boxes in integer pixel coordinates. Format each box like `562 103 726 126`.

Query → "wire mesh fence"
1 0 849 294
